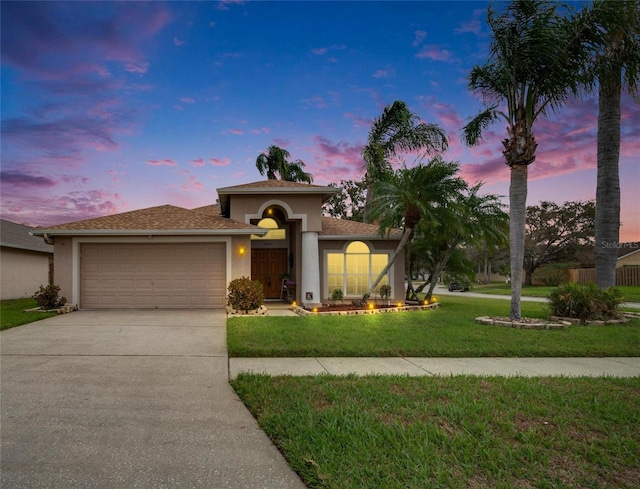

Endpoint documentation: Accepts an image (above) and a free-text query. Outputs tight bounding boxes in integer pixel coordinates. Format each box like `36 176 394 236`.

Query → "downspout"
43 233 54 245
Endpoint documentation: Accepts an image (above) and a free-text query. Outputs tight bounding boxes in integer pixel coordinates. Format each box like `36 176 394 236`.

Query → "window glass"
252 217 286 240
327 242 390 297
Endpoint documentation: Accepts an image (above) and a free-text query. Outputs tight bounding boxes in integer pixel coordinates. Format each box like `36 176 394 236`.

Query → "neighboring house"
32 180 404 310
1 219 54 300
617 242 640 267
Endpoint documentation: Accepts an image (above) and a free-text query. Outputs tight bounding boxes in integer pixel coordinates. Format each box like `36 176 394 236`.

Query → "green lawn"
472 283 640 302
0 298 56 331
227 296 640 357
232 374 640 489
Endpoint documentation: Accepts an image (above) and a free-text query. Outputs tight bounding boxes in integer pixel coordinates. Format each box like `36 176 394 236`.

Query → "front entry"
251 248 288 299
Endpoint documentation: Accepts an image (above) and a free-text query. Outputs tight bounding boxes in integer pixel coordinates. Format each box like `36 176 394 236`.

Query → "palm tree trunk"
595 69 621 289
509 165 528 319
365 227 412 299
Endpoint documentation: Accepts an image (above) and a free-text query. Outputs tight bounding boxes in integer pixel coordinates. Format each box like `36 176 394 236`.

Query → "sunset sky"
1 1 638 240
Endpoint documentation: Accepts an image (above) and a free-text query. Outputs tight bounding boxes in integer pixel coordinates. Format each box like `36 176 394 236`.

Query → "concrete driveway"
0 310 306 489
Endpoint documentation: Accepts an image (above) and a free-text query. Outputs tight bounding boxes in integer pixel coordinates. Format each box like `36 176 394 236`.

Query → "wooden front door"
251 248 288 299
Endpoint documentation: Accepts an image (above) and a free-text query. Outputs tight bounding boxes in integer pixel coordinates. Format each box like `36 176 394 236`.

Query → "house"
617 242 640 267
32 180 404 309
1 219 54 300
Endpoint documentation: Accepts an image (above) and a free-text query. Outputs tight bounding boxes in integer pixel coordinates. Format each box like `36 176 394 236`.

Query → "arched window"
252 217 286 240
327 241 389 296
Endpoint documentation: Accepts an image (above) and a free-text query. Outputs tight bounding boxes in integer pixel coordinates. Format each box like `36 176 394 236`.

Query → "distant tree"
573 0 640 288
322 180 366 221
524 200 595 285
362 101 448 223
462 0 583 319
255 145 313 183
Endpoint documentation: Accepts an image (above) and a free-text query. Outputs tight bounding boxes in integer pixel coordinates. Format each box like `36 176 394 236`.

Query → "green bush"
547 283 624 322
533 266 570 286
330 287 343 304
33 284 67 310
379 284 392 300
227 277 264 312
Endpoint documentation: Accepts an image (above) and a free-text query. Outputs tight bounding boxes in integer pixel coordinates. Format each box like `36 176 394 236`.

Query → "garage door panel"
81 243 226 309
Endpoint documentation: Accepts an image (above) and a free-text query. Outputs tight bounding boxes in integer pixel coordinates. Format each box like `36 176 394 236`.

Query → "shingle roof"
618 243 640 259
319 217 402 239
1 219 54 253
218 180 333 191
34 205 263 234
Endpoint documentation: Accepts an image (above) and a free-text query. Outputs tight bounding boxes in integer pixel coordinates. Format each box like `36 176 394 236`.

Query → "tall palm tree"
575 0 640 288
255 145 313 183
362 101 448 223
462 0 583 319
364 157 467 299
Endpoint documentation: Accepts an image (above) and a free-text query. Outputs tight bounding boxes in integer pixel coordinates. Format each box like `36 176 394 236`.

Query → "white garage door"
80 243 226 309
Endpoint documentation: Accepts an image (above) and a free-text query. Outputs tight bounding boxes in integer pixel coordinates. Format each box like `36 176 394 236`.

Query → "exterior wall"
230 235 252 280
318 239 404 303
618 250 640 267
229 194 325 232
53 237 74 302
0 247 52 300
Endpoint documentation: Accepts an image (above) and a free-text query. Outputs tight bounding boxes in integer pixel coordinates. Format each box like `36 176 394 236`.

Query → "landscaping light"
423 299 429 305
312 307 318 313
397 302 403 308
432 296 438 302
292 301 297 307
368 303 374 309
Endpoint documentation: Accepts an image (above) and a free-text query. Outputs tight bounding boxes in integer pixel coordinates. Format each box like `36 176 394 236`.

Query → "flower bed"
292 302 439 316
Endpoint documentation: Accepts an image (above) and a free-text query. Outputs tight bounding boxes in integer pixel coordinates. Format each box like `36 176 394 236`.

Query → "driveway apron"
0 310 306 489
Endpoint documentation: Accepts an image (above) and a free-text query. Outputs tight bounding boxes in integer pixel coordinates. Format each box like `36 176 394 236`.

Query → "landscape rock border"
475 316 570 329
292 302 440 316
23 304 77 315
226 304 268 316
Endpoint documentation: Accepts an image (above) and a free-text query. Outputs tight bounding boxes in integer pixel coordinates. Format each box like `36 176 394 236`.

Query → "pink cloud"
412 30 427 47
210 157 231 166
373 69 394 79
181 176 204 192
180 97 196 104
228 128 243 135
416 45 452 62
191 159 206 167
174 37 185 46
250 127 271 134
147 159 177 166
311 47 328 55
0 171 56 188
273 138 290 147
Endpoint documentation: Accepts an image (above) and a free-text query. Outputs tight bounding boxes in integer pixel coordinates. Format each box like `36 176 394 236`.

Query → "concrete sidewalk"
230 356 640 379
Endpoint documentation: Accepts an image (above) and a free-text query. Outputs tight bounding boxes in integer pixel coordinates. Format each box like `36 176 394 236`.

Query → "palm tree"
418 184 509 301
362 101 448 223
364 157 467 299
461 0 583 319
575 0 640 288
255 145 313 183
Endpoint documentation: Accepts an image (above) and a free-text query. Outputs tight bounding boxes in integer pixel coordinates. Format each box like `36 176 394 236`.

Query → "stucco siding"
0 247 52 300
53 237 74 303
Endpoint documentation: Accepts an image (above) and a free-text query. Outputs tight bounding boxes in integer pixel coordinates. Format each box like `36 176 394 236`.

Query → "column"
300 231 321 307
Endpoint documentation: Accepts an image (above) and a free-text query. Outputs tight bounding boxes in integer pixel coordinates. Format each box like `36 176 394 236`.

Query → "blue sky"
1 1 639 240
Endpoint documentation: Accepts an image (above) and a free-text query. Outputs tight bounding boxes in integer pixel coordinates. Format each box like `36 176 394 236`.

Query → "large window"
327 241 389 296
251 217 286 240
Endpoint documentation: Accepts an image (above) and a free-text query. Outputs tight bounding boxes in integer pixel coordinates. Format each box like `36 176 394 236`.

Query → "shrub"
533 266 570 286
227 277 264 312
379 284 392 300
547 283 624 322
33 284 67 310
330 288 343 305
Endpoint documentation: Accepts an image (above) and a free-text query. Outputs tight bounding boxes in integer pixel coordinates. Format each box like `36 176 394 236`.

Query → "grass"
0 298 56 331
472 283 640 302
232 374 640 489
227 296 640 357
